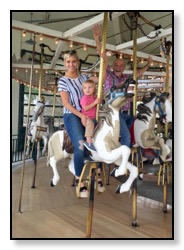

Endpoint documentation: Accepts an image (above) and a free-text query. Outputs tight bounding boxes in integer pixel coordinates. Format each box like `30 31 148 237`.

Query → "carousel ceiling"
12 11 173 97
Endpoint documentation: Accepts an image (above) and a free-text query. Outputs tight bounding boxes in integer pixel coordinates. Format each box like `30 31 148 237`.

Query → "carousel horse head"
32 98 45 122
152 91 172 123
106 76 135 107
141 91 172 124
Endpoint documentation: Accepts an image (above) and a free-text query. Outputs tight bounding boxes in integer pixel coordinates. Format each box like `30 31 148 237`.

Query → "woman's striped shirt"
58 74 89 114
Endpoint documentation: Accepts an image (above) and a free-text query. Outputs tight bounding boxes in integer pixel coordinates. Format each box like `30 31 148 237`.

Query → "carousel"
12 12 173 239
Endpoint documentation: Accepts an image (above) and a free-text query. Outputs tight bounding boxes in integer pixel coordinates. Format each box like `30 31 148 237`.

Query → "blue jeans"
119 112 134 147
64 113 85 177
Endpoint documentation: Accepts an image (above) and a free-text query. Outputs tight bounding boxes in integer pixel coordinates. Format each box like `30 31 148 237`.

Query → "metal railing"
12 135 44 163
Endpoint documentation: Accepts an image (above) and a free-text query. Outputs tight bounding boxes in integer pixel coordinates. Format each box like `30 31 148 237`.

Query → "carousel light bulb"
22 30 26 37
107 51 112 57
141 58 144 64
119 53 123 59
39 34 43 41
83 44 87 51
55 38 59 44
70 41 73 48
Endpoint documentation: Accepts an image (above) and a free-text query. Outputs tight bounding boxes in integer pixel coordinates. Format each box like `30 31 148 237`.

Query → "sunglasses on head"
68 50 77 55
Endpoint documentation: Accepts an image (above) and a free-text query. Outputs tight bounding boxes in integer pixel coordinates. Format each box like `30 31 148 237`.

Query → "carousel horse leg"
42 136 48 156
50 156 60 186
26 136 32 157
154 136 168 164
37 141 41 158
115 162 138 193
31 140 38 188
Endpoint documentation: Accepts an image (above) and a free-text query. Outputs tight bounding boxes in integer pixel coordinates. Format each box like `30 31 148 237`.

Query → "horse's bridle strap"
154 97 165 117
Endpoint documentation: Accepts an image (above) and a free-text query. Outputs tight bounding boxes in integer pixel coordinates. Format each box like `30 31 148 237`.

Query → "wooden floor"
11 157 173 239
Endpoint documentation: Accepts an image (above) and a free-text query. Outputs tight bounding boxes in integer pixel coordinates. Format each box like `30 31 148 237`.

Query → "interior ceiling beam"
12 20 64 38
62 12 126 38
122 48 172 64
12 18 171 66
49 40 66 68
116 28 172 50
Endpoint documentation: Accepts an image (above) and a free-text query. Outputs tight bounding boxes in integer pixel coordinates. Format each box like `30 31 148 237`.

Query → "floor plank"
11 157 173 239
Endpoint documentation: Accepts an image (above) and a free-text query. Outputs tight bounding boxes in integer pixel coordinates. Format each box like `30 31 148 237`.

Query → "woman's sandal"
75 179 88 198
94 173 105 193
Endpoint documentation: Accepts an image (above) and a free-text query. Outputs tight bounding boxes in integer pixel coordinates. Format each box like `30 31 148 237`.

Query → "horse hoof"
110 168 117 177
50 180 55 187
159 156 165 165
115 185 121 193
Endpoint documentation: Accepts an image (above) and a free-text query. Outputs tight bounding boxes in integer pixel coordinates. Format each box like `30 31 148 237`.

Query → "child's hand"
94 98 103 105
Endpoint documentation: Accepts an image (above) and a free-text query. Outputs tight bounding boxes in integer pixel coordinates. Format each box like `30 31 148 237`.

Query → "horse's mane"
94 103 114 135
142 92 156 104
136 102 153 123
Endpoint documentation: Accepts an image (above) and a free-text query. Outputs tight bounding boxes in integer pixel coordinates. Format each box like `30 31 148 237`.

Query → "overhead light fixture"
55 38 59 44
69 41 73 48
39 34 43 41
22 30 26 37
83 44 87 51
107 51 112 57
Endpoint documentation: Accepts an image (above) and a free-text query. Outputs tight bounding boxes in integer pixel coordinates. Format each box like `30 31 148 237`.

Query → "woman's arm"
60 91 88 126
89 52 108 84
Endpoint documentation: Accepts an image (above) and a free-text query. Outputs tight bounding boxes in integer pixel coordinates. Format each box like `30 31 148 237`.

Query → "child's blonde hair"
82 80 97 94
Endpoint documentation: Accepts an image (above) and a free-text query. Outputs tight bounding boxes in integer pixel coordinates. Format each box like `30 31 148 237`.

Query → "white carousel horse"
26 98 48 158
133 92 172 164
47 78 138 194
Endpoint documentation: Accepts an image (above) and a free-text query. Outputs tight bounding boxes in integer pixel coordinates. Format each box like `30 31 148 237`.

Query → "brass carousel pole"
132 14 138 227
164 41 172 139
52 77 58 117
38 44 44 100
163 40 172 213
31 43 45 188
86 12 109 238
96 12 108 121
18 34 36 213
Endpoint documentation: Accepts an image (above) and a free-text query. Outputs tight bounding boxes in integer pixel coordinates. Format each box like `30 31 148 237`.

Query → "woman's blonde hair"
64 50 79 62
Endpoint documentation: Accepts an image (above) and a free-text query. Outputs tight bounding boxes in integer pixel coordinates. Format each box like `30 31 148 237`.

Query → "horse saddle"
61 128 74 154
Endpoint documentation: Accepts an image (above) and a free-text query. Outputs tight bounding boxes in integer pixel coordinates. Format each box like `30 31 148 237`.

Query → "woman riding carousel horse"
57 50 107 198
